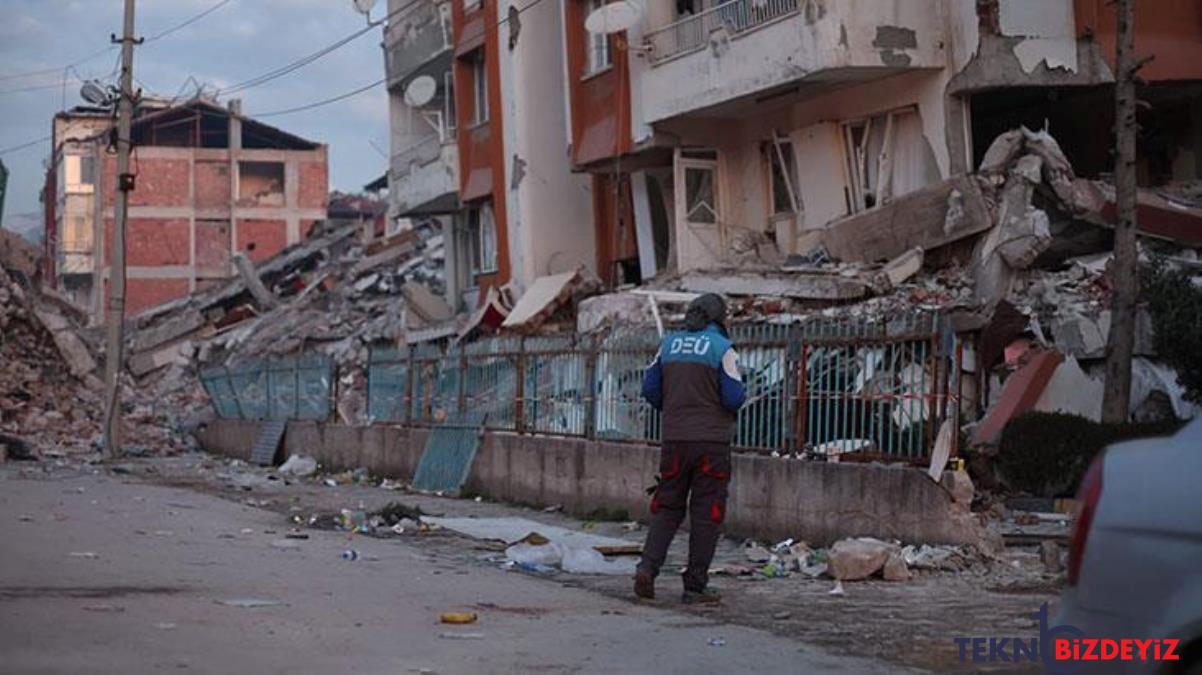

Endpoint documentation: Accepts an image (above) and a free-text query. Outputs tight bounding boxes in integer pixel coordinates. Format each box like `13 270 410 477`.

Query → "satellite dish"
403 75 438 107
585 0 644 35
80 80 109 106
352 0 378 15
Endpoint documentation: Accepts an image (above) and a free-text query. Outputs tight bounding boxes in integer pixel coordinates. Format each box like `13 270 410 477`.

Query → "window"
79 156 96 186
767 140 798 216
238 161 285 206
585 0 612 76
471 50 489 125
462 0 481 11
443 71 457 135
468 203 498 275
842 106 940 213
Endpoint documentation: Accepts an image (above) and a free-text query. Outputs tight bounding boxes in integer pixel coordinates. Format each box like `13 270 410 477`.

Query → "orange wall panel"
1075 0 1202 81
236 218 288 263
126 218 191 266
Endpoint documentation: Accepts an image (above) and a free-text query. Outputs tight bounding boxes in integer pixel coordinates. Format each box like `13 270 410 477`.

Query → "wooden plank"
821 175 992 263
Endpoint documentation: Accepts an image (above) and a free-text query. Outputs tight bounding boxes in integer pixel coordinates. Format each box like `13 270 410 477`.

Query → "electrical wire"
0 0 232 86
144 0 233 42
255 78 385 117
0 135 53 156
214 0 425 97
251 0 551 119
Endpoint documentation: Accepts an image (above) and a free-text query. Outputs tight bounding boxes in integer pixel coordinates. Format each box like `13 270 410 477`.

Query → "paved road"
0 469 901 674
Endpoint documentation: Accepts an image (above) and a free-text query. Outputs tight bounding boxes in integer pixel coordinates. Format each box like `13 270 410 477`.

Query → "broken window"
443 71 457 135
842 107 941 213
238 161 285 207
766 139 798 216
471 50 489 126
468 203 498 275
585 0 612 76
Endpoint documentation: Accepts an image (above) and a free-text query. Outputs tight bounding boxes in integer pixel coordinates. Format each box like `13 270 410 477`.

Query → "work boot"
681 587 721 605
633 570 655 600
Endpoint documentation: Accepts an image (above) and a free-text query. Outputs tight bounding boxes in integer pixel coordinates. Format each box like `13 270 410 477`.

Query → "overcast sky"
0 0 388 230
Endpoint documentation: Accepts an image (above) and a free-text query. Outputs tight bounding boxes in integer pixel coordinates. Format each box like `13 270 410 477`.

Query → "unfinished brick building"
44 99 328 322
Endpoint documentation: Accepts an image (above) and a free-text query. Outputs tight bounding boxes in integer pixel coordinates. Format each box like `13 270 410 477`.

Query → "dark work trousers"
637 441 731 592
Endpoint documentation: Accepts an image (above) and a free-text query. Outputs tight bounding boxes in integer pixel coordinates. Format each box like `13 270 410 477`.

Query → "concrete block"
829 538 898 581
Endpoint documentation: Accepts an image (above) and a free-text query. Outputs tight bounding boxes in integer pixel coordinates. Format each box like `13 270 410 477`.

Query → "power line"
0 0 232 85
255 78 385 117
213 0 426 97
0 135 53 156
144 0 232 42
250 0 550 119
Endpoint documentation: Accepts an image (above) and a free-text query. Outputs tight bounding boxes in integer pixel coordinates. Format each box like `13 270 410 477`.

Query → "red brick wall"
235 218 288 262
126 218 191 266
298 162 328 209
195 160 231 209
125 278 191 315
128 158 191 207
195 219 232 271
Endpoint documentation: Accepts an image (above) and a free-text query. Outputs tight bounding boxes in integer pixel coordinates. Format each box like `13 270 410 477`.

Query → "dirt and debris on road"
76 450 1063 674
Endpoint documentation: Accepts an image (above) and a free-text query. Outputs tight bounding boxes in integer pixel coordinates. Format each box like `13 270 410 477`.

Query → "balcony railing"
644 0 800 65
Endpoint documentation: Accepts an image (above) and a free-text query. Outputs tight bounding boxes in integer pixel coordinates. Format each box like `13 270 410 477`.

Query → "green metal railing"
353 313 961 461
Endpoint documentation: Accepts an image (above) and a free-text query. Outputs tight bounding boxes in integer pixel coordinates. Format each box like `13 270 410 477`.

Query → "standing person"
634 293 746 604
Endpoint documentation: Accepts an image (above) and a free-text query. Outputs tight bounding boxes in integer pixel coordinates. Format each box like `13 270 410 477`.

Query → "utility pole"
103 0 138 460
1101 0 1140 423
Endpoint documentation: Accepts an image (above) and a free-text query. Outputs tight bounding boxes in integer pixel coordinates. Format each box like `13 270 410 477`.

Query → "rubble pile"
126 219 448 394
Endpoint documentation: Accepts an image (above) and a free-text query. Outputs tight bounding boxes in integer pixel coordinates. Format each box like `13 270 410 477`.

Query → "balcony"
639 0 947 123
385 0 452 90
391 133 459 215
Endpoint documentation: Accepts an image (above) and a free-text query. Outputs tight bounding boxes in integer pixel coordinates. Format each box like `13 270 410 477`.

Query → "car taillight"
1067 455 1104 586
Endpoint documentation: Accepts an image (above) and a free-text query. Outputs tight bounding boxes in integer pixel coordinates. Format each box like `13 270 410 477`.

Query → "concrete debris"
501 267 599 332
870 247 924 292
1032 355 1104 422
681 270 868 301
233 253 280 311
972 349 1063 447
820 175 992 263
881 552 911 581
1040 541 1062 574
827 537 899 581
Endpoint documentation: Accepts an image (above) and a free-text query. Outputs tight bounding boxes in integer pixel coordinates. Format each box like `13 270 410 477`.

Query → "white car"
1053 418 1202 674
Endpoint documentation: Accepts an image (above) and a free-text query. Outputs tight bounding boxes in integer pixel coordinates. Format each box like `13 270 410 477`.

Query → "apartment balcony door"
673 148 724 270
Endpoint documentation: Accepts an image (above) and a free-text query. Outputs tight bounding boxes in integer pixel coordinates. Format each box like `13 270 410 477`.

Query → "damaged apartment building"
384 0 1201 311
42 98 329 322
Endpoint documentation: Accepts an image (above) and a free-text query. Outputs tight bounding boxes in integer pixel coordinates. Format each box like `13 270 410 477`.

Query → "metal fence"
200 354 335 422
358 314 962 462
645 0 800 64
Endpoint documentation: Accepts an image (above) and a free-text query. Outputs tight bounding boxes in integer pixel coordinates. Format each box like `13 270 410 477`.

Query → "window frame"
467 203 498 276
584 0 613 77
766 139 798 217
471 50 489 126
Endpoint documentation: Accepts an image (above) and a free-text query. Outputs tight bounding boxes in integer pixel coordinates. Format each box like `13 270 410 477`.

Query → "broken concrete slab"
828 537 899 581
32 305 97 378
402 282 454 325
977 128 1024 177
681 271 867 301
871 246 924 292
1033 355 1103 422
972 349 1064 447
130 308 205 355
820 176 992 263
233 253 279 311
502 268 592 330
128 341 192 379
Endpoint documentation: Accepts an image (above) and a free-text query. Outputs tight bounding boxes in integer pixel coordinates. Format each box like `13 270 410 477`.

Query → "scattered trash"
323 478 338 488
17 514 33 522
474 496 483 503
284 531 309 540
82 604 125 612
772 611 792 620
707 637 727 647
271 539 302 550
829 581 846 596
69 551 98 559
438 632 485 640
620 521 641 532
743 541 772 564
153 623 178 630
216 598 282 608
341 549 360 561
543 504 563 513
239 528 254 534
440 612 478 625
277 454 318 478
